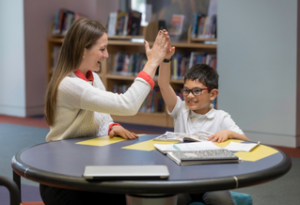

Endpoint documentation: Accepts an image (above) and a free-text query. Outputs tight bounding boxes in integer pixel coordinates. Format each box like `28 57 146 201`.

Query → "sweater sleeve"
58 76 151 116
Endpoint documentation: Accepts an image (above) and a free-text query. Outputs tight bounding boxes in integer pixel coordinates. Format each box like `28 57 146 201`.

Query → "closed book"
167 149 241 166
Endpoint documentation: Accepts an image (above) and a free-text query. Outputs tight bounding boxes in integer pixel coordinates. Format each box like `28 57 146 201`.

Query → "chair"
0 175 21 205
0 175 44 205
189 191 253 205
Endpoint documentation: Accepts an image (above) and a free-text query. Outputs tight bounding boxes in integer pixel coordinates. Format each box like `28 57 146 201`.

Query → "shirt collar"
74 69 94 83
190 104 216 120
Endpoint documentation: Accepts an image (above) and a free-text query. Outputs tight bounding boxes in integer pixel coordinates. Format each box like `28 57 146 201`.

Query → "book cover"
107 12 117 36
167 149 241 166
169 14 185 35
116 11 128 35
127 10 142 36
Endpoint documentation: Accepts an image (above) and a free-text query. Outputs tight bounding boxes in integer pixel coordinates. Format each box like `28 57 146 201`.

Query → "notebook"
83 165 169 180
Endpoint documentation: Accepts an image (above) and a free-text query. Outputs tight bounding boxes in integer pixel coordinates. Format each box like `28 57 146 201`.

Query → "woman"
41 18 172 204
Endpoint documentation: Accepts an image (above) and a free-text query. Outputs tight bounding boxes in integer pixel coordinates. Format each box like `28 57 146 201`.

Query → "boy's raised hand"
207 130 232 143
162 30 175 59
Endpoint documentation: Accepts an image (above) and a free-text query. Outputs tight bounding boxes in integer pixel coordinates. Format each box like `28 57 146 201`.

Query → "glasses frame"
182 87 212 97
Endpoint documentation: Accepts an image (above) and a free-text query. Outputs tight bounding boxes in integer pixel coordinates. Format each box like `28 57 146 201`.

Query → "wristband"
163 57 172 63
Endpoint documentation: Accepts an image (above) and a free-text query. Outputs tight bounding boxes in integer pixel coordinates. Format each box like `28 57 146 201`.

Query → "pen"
173 145 181 151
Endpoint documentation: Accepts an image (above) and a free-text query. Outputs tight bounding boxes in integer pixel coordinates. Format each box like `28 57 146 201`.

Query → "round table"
11 134 291 205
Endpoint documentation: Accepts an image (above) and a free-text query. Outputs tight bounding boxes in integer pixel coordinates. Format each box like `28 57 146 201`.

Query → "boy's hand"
207 130 232 143
109 126 138 140
162 30 175 59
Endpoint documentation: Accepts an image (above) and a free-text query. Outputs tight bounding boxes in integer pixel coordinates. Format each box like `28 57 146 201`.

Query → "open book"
167 149 241 166
153 131 212 142
154 141 221 154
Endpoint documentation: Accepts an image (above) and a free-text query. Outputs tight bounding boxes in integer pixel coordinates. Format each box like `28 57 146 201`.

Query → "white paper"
173 141 221 151
224 141 260 152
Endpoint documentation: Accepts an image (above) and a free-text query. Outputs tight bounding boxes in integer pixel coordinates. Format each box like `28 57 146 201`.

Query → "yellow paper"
234 145 278 162
76 134 145 147
122 139 178 151
214 139 243 148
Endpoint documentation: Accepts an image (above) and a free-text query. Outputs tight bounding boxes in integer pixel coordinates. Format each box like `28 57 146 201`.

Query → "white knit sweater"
46 72 151 142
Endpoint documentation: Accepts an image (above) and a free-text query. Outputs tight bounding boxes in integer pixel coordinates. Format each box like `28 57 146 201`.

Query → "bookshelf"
46 23 217 128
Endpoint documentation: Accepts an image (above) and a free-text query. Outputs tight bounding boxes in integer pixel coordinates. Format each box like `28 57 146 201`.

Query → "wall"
218 0 299 147
0 0 119 117
0 0 26 116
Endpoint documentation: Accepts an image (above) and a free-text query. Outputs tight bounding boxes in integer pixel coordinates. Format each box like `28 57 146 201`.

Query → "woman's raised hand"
144 30 172 69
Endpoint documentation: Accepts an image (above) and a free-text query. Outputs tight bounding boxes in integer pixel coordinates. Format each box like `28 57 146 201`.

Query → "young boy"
158 47 249 205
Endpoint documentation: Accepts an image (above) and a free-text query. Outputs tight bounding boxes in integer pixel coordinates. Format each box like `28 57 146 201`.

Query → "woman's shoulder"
58 75 88 92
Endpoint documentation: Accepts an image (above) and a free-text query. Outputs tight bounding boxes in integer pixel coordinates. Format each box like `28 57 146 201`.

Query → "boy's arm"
158 29 177 112
158 61 178 112
207 130 249 143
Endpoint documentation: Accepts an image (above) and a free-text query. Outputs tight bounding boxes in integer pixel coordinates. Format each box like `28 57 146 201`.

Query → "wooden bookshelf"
46 22 217 127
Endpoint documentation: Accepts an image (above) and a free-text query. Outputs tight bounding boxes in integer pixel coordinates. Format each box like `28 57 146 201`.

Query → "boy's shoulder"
210 108 232 119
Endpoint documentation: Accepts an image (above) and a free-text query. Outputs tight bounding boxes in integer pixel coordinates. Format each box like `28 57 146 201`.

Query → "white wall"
0 0 119 117
218 0 299 147
0 0 26 116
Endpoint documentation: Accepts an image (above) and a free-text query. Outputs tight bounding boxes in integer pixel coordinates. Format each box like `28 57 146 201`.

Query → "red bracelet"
108 123 122 134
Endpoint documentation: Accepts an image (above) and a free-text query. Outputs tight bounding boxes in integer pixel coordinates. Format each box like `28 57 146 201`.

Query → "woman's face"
81 33 109 74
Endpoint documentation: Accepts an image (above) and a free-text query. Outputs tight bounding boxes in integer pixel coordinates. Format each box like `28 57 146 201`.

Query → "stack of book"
153 132 260 166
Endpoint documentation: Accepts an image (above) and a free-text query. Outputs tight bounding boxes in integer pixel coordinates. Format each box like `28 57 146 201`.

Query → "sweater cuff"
108 123 122 134
137 71 155 90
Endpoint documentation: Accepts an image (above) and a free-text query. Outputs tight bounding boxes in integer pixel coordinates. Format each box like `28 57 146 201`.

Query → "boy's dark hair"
184 64 219 89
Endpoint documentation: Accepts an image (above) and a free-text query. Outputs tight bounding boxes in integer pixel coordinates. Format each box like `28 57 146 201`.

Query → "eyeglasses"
182 87 212 96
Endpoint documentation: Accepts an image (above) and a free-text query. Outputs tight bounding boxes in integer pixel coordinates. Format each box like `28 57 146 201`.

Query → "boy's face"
183 79 218 115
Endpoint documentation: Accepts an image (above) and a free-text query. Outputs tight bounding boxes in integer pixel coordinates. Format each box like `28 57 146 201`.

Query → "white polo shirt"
167 96 244 135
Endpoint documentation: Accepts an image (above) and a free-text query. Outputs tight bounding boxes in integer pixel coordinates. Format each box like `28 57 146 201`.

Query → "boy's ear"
210 89 219 101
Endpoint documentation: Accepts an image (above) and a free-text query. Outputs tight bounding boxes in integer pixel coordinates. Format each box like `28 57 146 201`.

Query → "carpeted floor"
1 117 300 204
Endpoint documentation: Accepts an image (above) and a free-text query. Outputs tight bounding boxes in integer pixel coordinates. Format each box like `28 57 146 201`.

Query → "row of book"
108 53 147 76
107 10 142 36
52 9 87 35
191 13 217 39
112 85 165 113
172 52 217 80
107 52 217 78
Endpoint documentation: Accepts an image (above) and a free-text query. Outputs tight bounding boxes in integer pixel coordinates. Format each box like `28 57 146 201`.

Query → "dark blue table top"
12 134 291 194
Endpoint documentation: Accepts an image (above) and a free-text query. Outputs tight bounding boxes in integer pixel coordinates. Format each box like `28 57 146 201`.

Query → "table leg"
13 171 21 199
126 194 178 205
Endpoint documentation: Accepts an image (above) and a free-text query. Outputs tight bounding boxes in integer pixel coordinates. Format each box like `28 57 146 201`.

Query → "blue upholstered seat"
188 191 253 205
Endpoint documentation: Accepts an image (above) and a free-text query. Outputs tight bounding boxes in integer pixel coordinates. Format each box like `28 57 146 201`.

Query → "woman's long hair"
45 18 106 126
